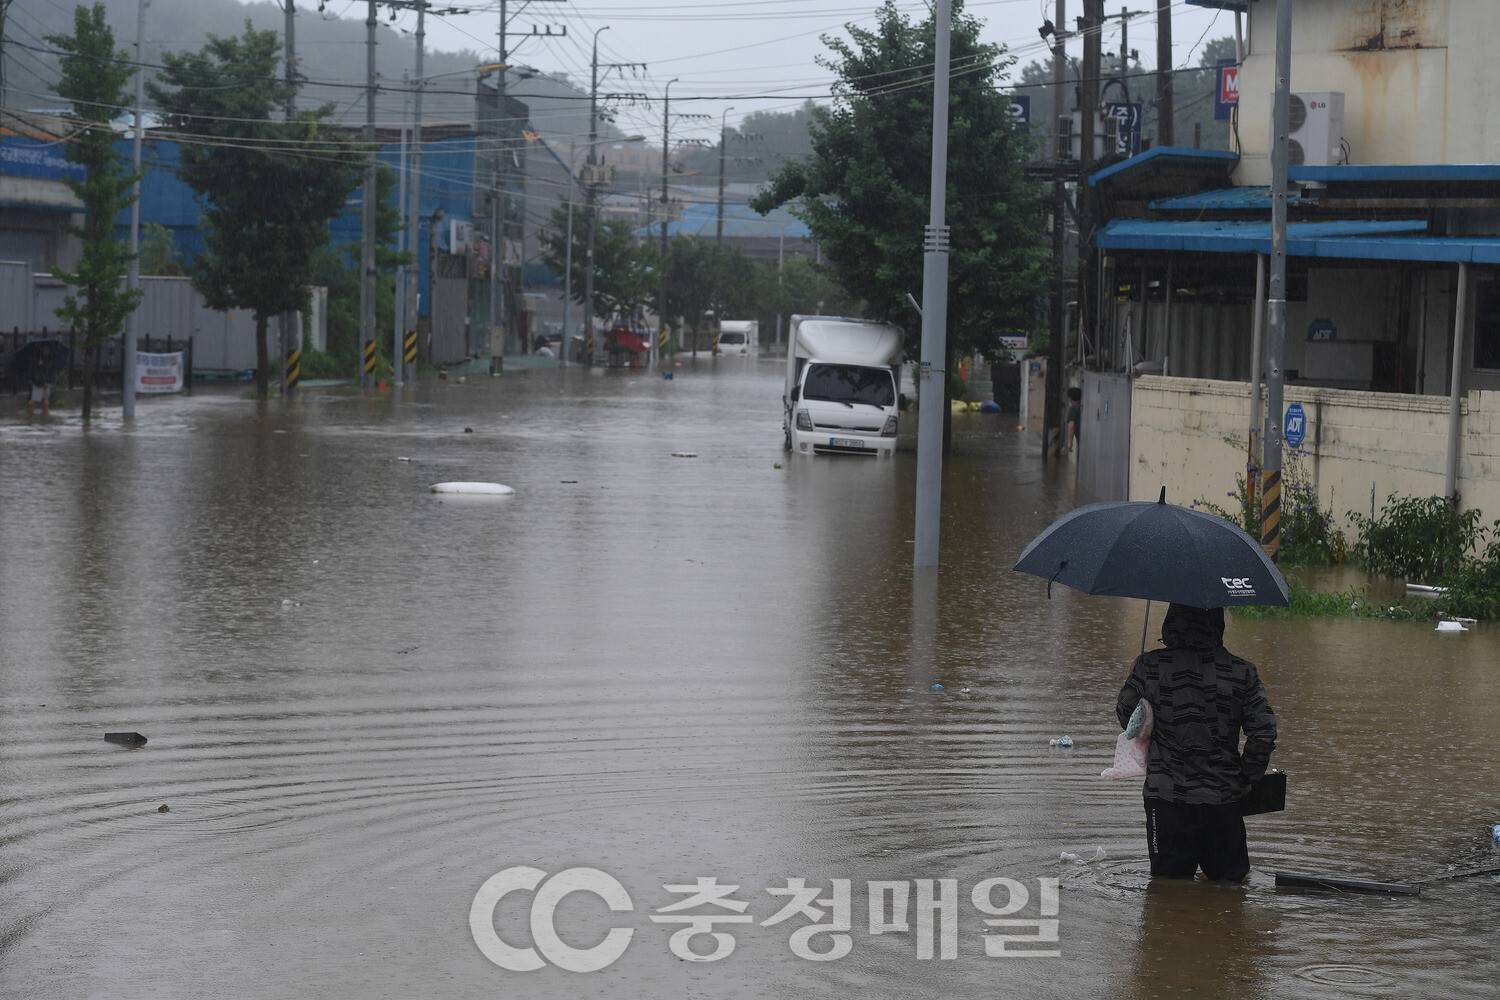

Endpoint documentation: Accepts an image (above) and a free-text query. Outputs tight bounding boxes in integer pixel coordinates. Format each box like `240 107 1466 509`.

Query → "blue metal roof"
1088 146 1238 188
1149 187 1306 212
1289 163 1500 184
1186 0 1248 10
640 201 809 240
1095 218 1453 258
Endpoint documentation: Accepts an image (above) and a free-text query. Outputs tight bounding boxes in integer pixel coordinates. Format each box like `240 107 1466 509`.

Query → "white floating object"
430 482 515 496
1435 620 1468 633
396 456 413 463
671 452 698 458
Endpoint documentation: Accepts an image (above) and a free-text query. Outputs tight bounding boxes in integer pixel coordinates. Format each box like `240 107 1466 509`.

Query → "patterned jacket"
1116 604 1278 805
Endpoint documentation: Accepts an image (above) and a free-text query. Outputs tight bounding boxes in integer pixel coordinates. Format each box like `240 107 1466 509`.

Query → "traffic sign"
1284 402 1306 450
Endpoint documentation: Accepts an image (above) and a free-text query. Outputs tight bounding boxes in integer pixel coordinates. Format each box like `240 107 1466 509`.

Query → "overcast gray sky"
264 0 1236 145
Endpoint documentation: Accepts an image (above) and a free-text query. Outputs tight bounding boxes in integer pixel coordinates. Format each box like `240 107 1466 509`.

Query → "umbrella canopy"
1014 491 1289 607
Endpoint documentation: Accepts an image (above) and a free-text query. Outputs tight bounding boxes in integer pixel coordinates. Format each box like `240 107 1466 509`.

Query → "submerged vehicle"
783 316 905 458
714 320 758 356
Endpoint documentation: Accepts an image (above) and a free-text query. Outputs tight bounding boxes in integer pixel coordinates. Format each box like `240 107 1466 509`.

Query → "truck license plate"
829 437 864 448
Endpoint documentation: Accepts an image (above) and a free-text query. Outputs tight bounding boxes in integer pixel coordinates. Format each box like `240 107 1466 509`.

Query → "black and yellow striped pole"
285 344 301 397
362 338 378 385
403 329 418 382
1260 469 1281 562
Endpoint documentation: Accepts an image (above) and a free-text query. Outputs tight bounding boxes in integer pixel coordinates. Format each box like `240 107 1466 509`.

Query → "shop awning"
1091 218 1500 264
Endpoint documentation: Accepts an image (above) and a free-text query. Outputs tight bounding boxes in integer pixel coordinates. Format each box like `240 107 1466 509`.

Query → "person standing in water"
1116 604 1277 882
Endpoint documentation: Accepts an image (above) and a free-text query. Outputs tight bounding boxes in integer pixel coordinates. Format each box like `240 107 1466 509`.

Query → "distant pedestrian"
1116 604 1277 882
20 340 68 418
1065 386 1082 452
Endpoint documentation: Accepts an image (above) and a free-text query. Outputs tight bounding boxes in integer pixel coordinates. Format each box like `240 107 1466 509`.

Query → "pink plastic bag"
1101 701 1153 780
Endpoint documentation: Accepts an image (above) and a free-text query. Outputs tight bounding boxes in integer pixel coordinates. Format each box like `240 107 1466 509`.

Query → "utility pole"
657 77 678 368
360 0 377 389
715 106 734 244
123 0 147 421
1 0 14 121
1077 0 1102 384
281 0 298 400
1261 0 1293 561
493 0 509 363
583 26 607 365
1044 0 1067 457
405 0 424 386
912 0 953 569
1155 0 1173 146
394 72 408 386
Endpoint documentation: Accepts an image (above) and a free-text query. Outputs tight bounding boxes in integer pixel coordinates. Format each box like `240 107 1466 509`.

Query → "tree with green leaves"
138 223 185 276
148 22 364 400
753 0 1047 368
46 3 140 423
539 203 657 323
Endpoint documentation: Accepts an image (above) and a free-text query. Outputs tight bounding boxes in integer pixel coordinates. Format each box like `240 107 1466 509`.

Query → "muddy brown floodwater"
2 358 1497 999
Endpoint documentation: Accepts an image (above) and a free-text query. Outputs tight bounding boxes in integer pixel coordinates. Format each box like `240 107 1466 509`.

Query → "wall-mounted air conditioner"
1284 91 1344 166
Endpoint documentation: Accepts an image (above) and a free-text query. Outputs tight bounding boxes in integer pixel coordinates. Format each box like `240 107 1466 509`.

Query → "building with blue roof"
1077 0 1500 526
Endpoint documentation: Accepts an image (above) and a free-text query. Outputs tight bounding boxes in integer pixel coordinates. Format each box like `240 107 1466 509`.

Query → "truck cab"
783 316 904 458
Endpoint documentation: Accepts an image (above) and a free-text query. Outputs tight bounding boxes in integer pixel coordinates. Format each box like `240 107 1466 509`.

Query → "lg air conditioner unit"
1284 91 1344 167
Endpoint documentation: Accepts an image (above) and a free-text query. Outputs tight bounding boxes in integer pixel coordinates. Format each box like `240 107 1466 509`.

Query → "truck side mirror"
791 385 800 402
898 393 909 411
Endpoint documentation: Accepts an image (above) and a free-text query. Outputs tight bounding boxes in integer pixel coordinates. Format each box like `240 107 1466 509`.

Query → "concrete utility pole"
394 72 408 386
405 0 424 385
0 0 13 114
1044 0 1067 457
1261 0 1293 561
1078 0 1102 376
281 0 298 400
715 106 734 244
1155 0 1173 146
123 0 147 420
657 77 678 367
583 26 607 365
912 0 953 569
493 0 509 361
359 0 377 389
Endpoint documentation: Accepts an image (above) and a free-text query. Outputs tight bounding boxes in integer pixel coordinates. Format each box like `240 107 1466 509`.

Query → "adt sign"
1284 402 1307 450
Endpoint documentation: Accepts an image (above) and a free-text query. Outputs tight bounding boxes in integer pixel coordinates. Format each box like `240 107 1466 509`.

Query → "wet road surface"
2 358 1498 998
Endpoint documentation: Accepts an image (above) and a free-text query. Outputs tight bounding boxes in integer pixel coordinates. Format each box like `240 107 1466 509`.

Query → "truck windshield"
802 364 894 407
719 333 745 345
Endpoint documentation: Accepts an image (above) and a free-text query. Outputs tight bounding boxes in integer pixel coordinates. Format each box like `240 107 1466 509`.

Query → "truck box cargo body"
783 316 905 458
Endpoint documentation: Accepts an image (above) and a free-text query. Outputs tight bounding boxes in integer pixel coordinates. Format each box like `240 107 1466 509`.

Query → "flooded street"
2 359 1497 998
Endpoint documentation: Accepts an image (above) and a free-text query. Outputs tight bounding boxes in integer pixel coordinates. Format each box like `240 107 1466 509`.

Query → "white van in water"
783 316 905 458
715 320 757 356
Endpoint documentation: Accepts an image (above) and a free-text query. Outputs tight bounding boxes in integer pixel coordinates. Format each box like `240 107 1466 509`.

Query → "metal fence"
1 329 194 394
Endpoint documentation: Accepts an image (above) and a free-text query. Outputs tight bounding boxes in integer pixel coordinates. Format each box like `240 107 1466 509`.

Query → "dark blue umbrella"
1013 488 1289 608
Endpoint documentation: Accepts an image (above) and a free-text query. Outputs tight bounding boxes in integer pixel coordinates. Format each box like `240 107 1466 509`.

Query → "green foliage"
138 223 185 276
46 3 142 422
539 203 657 322
148 21 365 400
1349 495 1485 582
1194 452 1338 567
751 0 1047 360
1229 584 1426 622
1431 531 1500 621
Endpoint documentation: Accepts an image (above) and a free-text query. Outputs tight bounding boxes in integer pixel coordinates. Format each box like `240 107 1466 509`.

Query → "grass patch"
1230 584 1429 622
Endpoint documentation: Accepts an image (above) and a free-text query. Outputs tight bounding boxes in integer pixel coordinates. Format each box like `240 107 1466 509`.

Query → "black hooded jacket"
1116 604 1277 806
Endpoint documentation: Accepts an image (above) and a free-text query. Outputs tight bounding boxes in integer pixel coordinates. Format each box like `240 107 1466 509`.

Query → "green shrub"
1194 452 1337 567
1349 495 1485 581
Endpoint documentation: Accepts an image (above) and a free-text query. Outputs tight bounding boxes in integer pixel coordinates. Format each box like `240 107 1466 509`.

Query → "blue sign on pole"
1010 95 1031 125
1284 402 1307 450
1214 60 1239 122
1104 102 1142 156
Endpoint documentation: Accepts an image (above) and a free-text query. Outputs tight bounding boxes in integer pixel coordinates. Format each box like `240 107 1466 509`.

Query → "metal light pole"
1261 0 1293 561
123 0 148 420
912 0 953 569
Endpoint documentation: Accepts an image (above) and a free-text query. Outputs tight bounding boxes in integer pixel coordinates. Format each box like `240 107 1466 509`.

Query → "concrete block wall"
1130 376 1500 534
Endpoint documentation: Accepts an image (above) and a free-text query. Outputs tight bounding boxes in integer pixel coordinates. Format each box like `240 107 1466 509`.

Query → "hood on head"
1161 604 1225 651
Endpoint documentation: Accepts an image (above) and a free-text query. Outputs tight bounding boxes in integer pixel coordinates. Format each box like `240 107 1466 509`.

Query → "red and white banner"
135 351 185 394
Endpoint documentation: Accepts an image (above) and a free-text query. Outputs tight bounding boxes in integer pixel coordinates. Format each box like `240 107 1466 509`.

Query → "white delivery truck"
783 315 905 458
714 320 758 356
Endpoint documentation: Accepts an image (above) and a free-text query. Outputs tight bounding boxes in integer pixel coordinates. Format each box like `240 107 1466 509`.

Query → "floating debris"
430 482 514 496
157 804 170 814
105 732 148 747
671 452 698 458
1049 735 1074 748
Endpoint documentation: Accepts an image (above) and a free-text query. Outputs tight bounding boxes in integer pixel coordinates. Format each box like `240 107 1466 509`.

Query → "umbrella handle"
1047 560 1067 599
1140 599 1152 653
